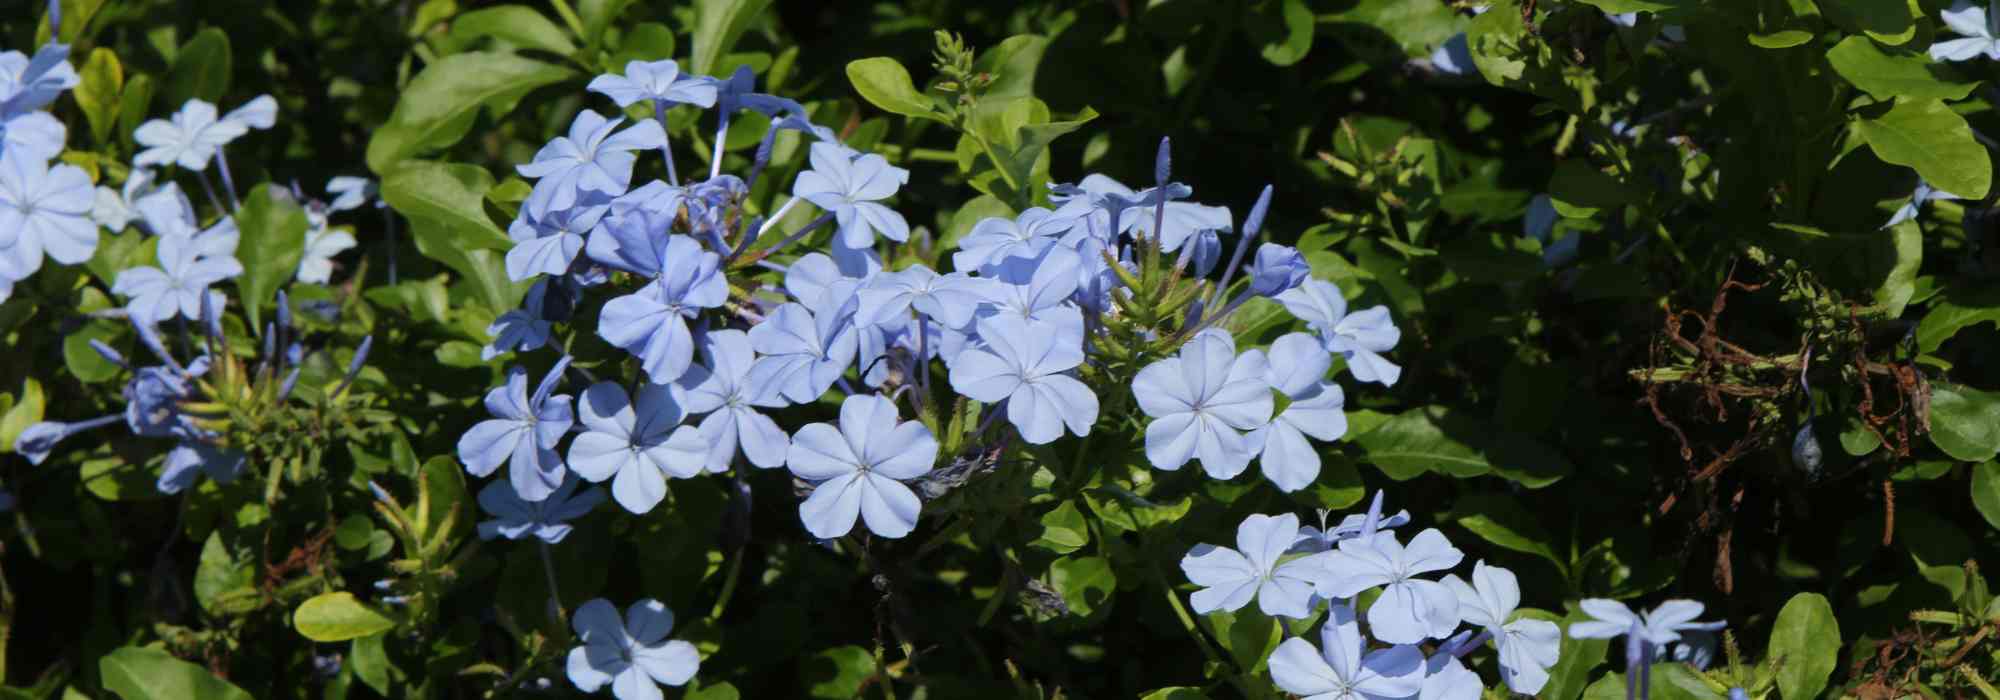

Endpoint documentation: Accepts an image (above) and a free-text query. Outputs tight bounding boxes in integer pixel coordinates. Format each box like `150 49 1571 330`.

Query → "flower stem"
537 540 563 625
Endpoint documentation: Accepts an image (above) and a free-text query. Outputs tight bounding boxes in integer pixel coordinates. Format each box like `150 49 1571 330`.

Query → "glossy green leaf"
1854 99 1992 200
0 378 44 455
1451 492 1563 570
365 53 576 172
293 592 399 642
74 47 123 146
845 57 942 122
234 184 309 332
1049 555 1116 617
1973 462 2000 530
450 6 577 55
1769 593 1840 700
691 0 773 76
1819 0 1916 45
99 646 254 700
1929 383 2000 462
1031 500 1089 554
1826 36 1977 101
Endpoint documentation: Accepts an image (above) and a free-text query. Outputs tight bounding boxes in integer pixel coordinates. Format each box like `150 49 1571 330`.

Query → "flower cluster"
0 39 89 303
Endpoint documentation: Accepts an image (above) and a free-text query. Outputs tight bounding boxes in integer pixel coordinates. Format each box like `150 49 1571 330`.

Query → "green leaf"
117 74 155 150
1819 0 1916 45
1356 407 1489 479
74 47 123 146
1826 36 1977 101
1139 689 1211 700
349 634 394 696
1201 607 1282 673
0 379 44 455
62 323 120 383
450 6 577 55
1873 219 1922 317
1031 500 1090 555
1257 0 1315 66
575 0 637 49
294 592 399 642
1917 284 2000 353
1854 99 1992 200
845 58 942 122
1536 607 1609 700
803 645 874 699
1929 383 2000 462
365 53 576 173
1768 593 1841 700
193 532 257 615
1748 30 1815 49
1048 555 1116 618
1451 492 1564 571
99 646 253 700
381 161 528 310
234 184 309 332
163 28 230 106
690 0 772 77
1974 462 2000 530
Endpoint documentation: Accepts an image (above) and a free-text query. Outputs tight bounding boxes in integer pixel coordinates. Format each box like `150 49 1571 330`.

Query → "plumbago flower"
1132 329 1274 479
112 231 243 324
1314 527 1465 644
1269 601 1427 700
947 315 1098 445
132 95 276 171
749 298 858 405
519 110 667 216
856 264 993 329
1884 178 1960 228
567 599 700 700
1570 599 1726 699
0 148 95 284
567 382 708 514
587 59 719 110
1931 1 2000 62
1442 561 1561 695
596 232 727 383
1277 278 1402 387
952 203 1086 271
678 330 791 471
1181 513 1329 619
793 141 911 248
0 43 79 117
507 195 608 281
475 475 606 544
1243 332 1347 492
458 357 577 501
784 394 937 539
485 279 555 360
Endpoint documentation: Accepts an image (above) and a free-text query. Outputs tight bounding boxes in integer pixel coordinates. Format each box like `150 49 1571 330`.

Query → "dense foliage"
7 0 2000 698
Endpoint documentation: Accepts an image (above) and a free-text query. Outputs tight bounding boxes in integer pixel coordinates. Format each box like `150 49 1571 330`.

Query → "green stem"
546 0 587 41
709 546 745 621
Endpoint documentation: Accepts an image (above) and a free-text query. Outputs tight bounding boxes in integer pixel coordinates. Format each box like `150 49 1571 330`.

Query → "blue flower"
458 358 577 501
2 110 65 162
1073 173 1231 250
0 43 78 117
1181 513 1328 619
1132 330 1274 478
1243 333 1347 492
0 149 95 280
475 474 605 544
1441 561 1561 695
1884 179 1961 229
325 176 376 213
567 381 708 514
518 110 667 216
856 264 995 329
679 329 791 471
1246 243 1310 297
951 206 1080 272
1268 601 1427 700
159 442 246 494
1313 528 1464 644
793 142 910 248
1430 33 1479 78
1419 654 1483 700
485 279 555 361
977 246 1086 344
948 315 1097 445
1569 599 1724 646
598 235 727 383
588 60 719 109
12 414 120 465
1932 2 2000 61
566 598 700 699
113 231 244 323
711 64 804 118
124 358 206 439
748 301 857 405
132 96 276 171
508 196 608 282
785 394 937 539
1292 497 1412 554
91 168 157 233
1276 279 1402 386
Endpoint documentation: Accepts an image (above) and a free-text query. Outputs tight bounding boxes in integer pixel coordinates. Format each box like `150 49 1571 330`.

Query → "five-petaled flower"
785 394 937 539
1276 278 1402 386
1181 513 1328 619
113 231 243 324
1441 560 1562 695
1313 527 1465 644
678 330 792 471
132 96 276 171
1132 329 1274 478
0 148 96 284
519 110 667 216
1268 601 1428 700
475 475 606 544
567 598 700 700
793 141 911 248
567 381 708 514
458 357 577 501
1931 1 2000 62
1243 332 1348 492
597 232 727 384
587 59 719 109
948 315 1098 445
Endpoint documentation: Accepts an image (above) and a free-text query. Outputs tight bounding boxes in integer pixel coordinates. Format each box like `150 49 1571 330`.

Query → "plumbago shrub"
12 0 2000 698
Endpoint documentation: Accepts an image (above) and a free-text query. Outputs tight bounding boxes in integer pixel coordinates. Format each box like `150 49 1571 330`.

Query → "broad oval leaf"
1929 383 2000 462
1768 593 1840 700
99 646 254 700
294 591 399 641
1854 99 1992 200
845 57 940 122
365 52 576 173
235 184 309 332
